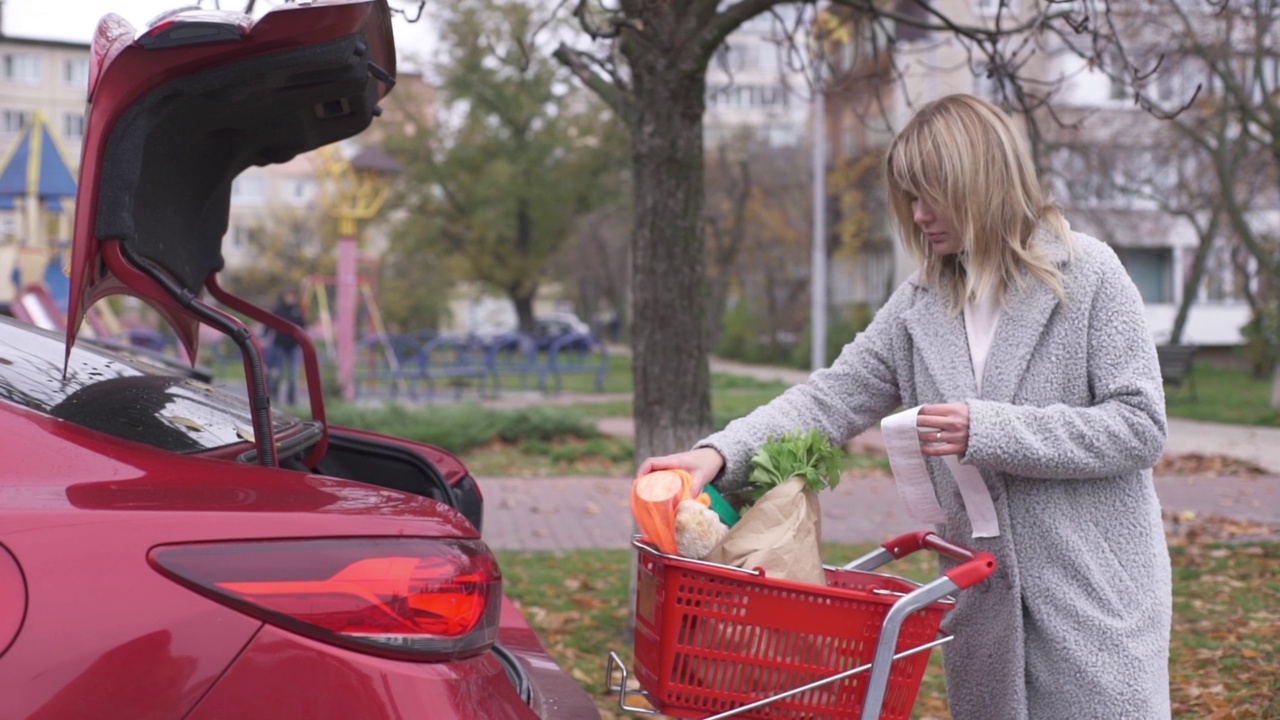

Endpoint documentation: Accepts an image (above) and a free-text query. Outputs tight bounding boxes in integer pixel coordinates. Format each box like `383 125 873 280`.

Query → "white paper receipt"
880 406 1000 538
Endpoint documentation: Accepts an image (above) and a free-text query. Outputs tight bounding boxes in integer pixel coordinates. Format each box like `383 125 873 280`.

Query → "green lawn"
1165 363 1280 426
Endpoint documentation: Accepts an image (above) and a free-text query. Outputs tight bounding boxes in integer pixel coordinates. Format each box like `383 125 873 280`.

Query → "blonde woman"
639 94 1171 718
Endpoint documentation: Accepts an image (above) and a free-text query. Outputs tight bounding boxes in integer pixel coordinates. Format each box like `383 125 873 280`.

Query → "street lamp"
314 144 401 401
811 6 830 373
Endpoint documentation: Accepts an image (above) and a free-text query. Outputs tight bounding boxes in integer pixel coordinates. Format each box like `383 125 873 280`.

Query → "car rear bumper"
186 600 600 719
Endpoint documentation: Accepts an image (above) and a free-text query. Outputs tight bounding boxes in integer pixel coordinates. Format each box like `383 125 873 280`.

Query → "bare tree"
546 0 1103 460
1056 0 1280 404
386 0 1268 453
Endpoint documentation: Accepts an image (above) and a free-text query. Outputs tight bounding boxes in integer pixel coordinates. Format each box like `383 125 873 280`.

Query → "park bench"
420 334 490 400
484 332 548 394
353 332 428 400
1156 343 1197 400
546 332 608 393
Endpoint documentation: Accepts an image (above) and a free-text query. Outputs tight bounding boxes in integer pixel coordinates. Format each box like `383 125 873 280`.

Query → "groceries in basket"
631 429 844 586
630 468 695 556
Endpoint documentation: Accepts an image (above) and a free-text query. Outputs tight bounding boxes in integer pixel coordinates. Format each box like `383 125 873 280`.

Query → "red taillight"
150 538 502 661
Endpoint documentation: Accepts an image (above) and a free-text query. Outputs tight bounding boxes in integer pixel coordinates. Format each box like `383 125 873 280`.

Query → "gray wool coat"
699 227 1173 720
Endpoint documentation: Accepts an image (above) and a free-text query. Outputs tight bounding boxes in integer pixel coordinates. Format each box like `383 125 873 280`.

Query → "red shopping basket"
628 531 995 720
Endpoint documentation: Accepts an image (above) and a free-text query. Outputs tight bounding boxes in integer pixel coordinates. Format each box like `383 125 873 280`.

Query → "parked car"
0 2 600 718
532 312 592 350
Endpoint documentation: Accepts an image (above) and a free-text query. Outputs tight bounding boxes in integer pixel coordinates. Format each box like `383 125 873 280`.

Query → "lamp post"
314 144 400 401
810 8 829 373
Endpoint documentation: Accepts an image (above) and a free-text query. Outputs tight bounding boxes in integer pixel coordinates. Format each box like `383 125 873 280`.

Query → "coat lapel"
905 225 1073 404
980 226 1072 404
904 282 977 402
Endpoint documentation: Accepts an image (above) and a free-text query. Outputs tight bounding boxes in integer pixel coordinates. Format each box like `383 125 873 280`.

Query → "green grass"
498 539 1280 720
541 353 635 395
323 403 600 454
1165 363 1280 426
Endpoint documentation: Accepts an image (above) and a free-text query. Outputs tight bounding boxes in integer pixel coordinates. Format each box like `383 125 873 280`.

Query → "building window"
63 113 85 144
230 225 260 250
1 110 30 136
231 174 267 206
1114 247 1172 303
64 58 90 89
3 55 43 85
706 84 790 109
288 178 316 205
974 62 1007 105
973 0 1020 16
1203 241 1251 303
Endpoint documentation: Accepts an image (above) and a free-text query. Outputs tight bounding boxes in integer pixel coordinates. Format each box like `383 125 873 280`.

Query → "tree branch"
554 44 635 122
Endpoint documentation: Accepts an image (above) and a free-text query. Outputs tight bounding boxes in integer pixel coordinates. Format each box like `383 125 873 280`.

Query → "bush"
1239 305 1280 380
716 302 799 367
791 302 875 368
324 403 598 453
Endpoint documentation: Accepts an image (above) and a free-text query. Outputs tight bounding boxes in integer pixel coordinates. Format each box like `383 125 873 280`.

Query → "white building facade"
875 0 1256 346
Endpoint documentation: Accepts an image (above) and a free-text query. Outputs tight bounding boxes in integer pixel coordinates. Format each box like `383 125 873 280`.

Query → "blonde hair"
883 93 1072 311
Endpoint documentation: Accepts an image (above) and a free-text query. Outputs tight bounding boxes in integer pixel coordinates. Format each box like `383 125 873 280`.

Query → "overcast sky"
4 0 435 67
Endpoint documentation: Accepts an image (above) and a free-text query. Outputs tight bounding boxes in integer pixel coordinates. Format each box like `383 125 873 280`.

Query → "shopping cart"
606 530 996 719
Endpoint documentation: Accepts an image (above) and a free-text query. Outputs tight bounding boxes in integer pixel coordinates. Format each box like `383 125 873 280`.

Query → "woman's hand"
636 447 726 496
916 402 970 457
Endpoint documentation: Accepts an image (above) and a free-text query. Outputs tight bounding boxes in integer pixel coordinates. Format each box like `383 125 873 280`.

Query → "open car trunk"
66 0 411 476
256 423 486 533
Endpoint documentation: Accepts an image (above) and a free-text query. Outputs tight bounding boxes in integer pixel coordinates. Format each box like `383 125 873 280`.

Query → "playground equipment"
0 111 78 313
311 143 401 400
300 268 408 396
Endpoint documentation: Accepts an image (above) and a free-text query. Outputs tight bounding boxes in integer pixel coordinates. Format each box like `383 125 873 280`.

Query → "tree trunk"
628 62 713 461
511 286 537 334
1272 359 1280 410
1169 215 1218 344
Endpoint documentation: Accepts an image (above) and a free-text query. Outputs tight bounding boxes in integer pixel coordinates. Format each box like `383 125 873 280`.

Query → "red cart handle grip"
879 530 997 591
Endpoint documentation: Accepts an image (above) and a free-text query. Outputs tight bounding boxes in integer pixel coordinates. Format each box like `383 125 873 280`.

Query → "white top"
964 287 1002 396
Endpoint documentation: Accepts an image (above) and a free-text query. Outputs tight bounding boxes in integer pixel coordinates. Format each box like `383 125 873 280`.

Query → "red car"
0 2 600 718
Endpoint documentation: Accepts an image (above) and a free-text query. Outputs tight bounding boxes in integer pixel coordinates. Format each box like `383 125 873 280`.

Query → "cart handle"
845 530 996 591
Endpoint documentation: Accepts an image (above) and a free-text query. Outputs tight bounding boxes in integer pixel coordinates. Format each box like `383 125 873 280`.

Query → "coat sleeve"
963 249 1168 480
695 282 912 492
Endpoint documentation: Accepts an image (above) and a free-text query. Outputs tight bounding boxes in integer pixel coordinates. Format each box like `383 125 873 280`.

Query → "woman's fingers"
635 448 725 494
917 402 971 455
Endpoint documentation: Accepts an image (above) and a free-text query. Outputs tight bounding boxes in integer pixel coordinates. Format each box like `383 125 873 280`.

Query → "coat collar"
904 224 1071 404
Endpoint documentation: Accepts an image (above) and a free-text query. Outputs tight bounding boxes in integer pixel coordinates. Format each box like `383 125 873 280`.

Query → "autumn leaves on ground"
497 464 1279 720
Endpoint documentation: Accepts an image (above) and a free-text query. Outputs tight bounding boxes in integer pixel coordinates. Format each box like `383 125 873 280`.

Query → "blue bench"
546 332 608 393
420 334 489 400
353 332 426 400
484 332 547 394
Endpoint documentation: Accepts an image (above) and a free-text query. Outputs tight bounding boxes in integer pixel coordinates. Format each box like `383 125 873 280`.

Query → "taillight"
150 538 502 661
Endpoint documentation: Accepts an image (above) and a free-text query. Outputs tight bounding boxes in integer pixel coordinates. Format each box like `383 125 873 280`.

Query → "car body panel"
189 617 551 720
0 327 599 717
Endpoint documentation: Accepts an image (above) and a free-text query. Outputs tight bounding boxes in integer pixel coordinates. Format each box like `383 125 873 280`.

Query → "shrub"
324 403 598 454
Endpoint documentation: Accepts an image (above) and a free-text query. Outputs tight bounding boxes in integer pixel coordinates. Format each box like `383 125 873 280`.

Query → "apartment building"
705 6 813 148
827 0 1257 346
0 34 89 306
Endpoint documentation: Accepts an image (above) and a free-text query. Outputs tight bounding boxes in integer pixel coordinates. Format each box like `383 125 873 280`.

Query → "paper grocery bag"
703 475 826 586
687 475 832 698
